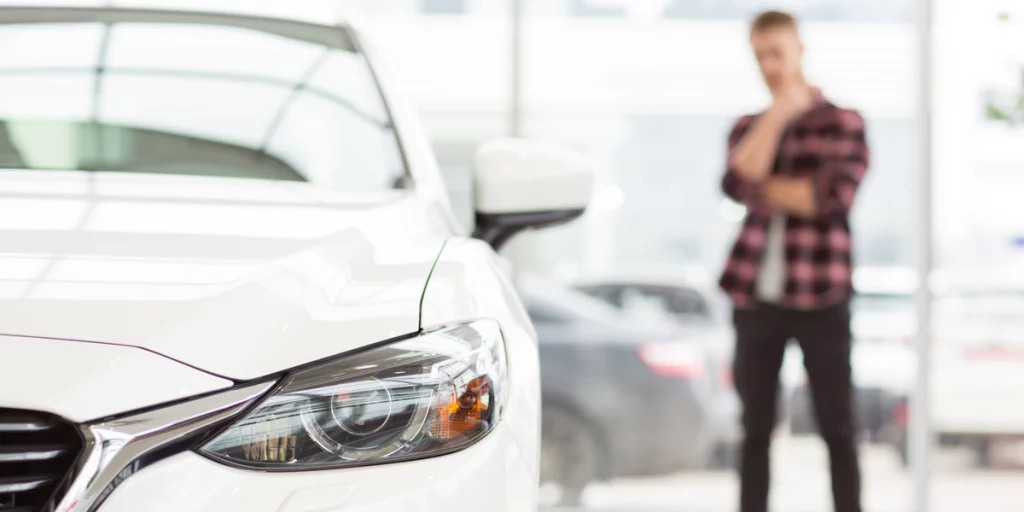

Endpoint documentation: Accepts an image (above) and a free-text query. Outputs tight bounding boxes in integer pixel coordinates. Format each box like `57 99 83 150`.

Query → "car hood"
0 171 450 379
0 334 233 421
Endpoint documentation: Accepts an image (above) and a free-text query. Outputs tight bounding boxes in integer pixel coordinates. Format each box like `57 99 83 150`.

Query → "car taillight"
965 345 1024 361
719 366 734 388
637 342 706 380
892 400 909 429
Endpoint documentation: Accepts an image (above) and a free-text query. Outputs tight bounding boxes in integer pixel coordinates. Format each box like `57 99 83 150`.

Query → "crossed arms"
721 109 869 220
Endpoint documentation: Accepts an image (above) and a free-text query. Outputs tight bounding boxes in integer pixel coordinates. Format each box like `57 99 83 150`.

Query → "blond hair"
750 10 799 35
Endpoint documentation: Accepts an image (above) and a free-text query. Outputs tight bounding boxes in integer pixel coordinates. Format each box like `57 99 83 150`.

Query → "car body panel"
876 292 1024 436
0 334 232 422
99 423 535 512
419 237 540 477
930 326 1024 434
0 171 449 380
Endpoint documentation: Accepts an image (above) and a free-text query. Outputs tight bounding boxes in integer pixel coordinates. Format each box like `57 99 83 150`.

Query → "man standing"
719 11 870 512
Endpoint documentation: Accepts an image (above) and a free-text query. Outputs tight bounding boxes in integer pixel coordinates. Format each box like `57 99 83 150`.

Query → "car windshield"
852 293 914 314
0 16 405 191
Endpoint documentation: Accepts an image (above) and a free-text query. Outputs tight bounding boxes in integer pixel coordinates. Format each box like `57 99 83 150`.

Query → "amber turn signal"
430 377 492 441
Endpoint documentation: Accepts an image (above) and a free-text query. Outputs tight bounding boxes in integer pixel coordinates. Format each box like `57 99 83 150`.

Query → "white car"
891 289 1024 466
0 3 593 512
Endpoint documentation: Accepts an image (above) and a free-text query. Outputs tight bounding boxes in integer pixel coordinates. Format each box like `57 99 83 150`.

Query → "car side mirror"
471 138 595 251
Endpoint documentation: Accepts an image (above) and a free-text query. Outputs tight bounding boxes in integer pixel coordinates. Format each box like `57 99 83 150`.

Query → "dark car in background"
576 269 918 443
573 270 795 427
518 276 739 506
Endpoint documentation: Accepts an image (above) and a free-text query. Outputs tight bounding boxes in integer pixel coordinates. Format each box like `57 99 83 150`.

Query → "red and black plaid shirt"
719 92 870 310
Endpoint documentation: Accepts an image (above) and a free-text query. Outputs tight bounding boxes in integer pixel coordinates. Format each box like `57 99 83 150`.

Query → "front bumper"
98 422 536 512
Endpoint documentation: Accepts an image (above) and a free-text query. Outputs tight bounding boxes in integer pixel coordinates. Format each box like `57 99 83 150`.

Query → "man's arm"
763 110 869 220
722 86 814 205
721 116 760 205
721 110 791 205
763 177 816 217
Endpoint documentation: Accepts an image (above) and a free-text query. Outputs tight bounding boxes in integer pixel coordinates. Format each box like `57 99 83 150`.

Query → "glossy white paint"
0 334 231 422
474 138 596 215
420 237 541 477
99 423 536 512
0 171 447 379
929 342 1024 435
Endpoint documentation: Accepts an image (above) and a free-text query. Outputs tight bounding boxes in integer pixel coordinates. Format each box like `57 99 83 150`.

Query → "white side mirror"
472 138 595 250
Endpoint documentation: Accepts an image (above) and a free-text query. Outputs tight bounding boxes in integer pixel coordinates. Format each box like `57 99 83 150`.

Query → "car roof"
0 0 353 26
518 274 627 320
572 265 715 289
0 2 360 51
517 274 688 340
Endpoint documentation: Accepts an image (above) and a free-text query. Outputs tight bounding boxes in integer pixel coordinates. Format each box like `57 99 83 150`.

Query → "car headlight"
198 320 507 470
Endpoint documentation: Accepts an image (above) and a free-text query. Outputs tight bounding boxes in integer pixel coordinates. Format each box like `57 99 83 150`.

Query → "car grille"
0 410 82 512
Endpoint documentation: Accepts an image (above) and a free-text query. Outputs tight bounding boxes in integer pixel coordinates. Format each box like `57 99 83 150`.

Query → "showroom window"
423 0 467 14
570 0 626 18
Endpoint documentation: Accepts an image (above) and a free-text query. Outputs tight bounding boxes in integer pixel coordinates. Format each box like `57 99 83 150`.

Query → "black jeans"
733 301 861 512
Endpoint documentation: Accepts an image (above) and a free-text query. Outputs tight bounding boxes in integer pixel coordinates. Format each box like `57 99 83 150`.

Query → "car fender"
420 237 540 477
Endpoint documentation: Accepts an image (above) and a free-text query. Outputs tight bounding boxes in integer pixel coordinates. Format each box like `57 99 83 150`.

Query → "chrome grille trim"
0 410 80 512
55 382 274 512
0 476 52 493
0 418 55 433
0 446 68 463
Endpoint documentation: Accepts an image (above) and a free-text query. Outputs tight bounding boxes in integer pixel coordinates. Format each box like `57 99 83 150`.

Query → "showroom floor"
541 436 1024 512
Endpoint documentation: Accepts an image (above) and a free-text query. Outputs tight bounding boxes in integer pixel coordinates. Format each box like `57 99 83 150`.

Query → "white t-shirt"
755 213 787 302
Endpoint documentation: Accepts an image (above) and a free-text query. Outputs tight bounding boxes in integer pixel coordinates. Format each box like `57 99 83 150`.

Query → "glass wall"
514 0 916 280
346 1 1024 510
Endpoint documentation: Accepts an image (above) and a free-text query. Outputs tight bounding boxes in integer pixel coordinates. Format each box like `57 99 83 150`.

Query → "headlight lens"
198 320 507 470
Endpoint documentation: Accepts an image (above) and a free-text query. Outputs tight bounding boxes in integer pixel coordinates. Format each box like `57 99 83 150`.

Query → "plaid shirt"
719 93 870 310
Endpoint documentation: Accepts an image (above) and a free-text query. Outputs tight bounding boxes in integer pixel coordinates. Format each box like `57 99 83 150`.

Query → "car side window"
666 287 711 319
619 287 675 320
617 285 712 323
577 285 625 308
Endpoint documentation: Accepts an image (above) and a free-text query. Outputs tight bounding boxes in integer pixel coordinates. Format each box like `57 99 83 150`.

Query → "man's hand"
770 83 814 123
